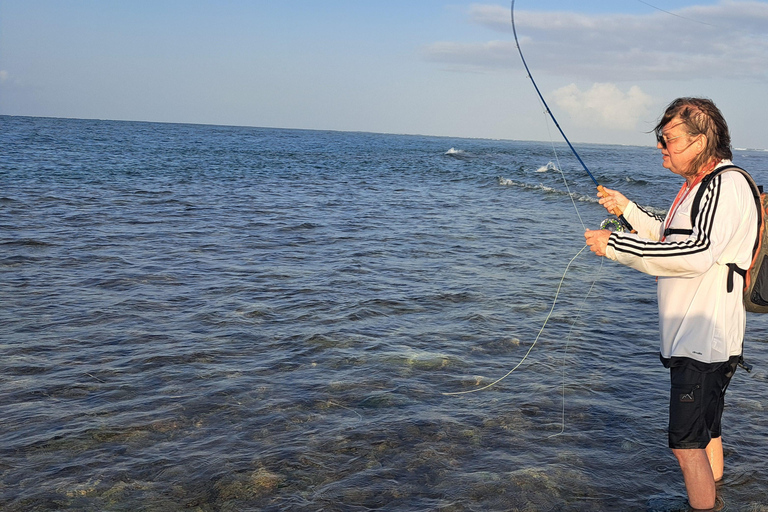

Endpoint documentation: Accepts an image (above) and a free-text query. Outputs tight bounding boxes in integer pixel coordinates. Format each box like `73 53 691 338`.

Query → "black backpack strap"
664 228 693 237
726 263 747 293
688 165 743 224
687 165 760 294
663 167 735 239
739 354 753 373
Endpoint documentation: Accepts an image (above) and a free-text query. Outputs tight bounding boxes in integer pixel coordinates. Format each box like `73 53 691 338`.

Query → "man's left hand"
585 229 612 257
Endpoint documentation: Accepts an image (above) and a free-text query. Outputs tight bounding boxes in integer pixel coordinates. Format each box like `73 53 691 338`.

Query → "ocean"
2 115 768 511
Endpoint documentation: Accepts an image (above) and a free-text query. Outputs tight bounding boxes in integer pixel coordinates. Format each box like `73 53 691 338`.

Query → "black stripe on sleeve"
609 175 722 260
634 203 665 222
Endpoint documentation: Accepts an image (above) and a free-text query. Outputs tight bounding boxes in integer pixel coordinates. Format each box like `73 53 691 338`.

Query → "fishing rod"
510 0 634 233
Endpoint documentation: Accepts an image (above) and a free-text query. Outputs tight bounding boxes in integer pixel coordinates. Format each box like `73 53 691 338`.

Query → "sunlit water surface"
2 116 768 511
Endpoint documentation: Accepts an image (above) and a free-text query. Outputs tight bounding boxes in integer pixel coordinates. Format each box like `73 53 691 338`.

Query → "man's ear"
694 134 707 154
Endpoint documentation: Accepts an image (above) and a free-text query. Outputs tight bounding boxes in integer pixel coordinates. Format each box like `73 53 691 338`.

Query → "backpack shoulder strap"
663 165 744 238
689 165 758 228
688 165 762 292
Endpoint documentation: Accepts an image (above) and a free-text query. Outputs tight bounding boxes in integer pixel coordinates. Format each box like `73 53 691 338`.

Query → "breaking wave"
497 177 597 204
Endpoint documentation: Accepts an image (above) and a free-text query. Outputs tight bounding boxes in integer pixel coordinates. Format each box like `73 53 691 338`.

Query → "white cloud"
424 1 768 81
467 4 511 33
0 70 9 84
551 83 654 131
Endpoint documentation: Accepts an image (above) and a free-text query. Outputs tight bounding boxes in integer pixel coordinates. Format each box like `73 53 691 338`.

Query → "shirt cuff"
622 201 637 219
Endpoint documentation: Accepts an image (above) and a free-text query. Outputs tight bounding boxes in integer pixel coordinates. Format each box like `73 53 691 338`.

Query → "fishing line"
542 113 587 232
443 1 605 404
636 0 716 27
549 256 603 437
510 0 634 233
442 244 589 396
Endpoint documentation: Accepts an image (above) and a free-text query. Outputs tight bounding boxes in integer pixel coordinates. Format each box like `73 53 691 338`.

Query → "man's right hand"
597 186 630 216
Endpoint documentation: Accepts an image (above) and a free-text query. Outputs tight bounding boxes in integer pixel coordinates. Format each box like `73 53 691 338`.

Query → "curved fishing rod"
510 0 634 233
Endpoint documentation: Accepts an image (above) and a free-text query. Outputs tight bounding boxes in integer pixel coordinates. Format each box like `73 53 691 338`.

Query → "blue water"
2 115 768 511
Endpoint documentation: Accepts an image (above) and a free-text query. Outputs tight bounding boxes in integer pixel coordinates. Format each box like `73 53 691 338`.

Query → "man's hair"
654 97 732 175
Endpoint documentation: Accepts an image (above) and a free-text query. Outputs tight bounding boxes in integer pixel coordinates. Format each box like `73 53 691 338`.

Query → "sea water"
2 115 768 511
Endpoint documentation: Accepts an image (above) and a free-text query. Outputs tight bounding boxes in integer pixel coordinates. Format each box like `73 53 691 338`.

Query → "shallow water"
2 116 768 511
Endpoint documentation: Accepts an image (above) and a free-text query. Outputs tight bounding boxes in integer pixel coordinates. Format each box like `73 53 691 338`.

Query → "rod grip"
597 185 636 233
596 185 623 217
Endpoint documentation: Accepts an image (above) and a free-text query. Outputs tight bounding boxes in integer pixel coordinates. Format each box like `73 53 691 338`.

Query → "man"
584 97 756 510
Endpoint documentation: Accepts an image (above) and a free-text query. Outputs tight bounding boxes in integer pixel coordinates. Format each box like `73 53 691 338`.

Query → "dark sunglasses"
656 131 687 149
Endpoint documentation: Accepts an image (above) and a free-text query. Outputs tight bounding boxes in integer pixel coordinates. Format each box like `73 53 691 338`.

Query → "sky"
1 0 767 148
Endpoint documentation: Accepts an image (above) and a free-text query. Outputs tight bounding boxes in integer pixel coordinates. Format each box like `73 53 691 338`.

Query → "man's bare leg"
672 448 716 510
706 437 724 482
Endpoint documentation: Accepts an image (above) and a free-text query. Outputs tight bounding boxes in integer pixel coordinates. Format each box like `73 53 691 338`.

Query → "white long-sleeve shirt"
605 161 757 364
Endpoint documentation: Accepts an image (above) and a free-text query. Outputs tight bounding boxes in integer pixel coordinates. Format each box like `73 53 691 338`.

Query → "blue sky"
2 0 767 148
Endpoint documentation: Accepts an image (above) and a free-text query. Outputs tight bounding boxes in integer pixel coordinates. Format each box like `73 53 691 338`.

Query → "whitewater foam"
535 162 559 173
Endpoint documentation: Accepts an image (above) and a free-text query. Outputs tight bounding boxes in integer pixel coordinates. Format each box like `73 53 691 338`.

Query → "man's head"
654 98 732 177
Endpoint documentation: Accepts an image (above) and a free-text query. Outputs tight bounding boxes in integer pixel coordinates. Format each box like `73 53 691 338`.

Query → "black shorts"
668 356 739 449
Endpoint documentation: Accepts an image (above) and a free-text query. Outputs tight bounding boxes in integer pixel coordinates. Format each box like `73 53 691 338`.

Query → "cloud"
551 83 654 130
466 4 512 33
423 1 768 81
0 70 9 84
421 40 513 71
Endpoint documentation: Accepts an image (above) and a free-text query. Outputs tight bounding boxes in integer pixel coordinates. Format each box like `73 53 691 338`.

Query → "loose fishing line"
543 111 586 232
443 1 608 408
442 244 591 396
441 96 600 397
549 256 603 437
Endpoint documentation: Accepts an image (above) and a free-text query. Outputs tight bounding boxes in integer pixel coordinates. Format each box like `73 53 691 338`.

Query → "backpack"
678 165 768 313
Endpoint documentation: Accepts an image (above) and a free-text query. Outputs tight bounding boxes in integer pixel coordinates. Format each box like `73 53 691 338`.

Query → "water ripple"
2 116 768 511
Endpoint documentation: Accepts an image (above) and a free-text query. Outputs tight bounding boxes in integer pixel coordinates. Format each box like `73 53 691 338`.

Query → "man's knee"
671 447 703 467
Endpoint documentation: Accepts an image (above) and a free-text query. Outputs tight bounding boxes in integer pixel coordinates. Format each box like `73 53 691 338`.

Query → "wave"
640 204 668 216
499 175 669 217
279 222 322 232
535 161 559 173
497 177 598 204
1 238 54 247
623 176 649 185
445 147 471 159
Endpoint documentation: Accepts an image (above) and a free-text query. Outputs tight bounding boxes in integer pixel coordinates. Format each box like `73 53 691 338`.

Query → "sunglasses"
656 132 686 149
655 121 696 149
